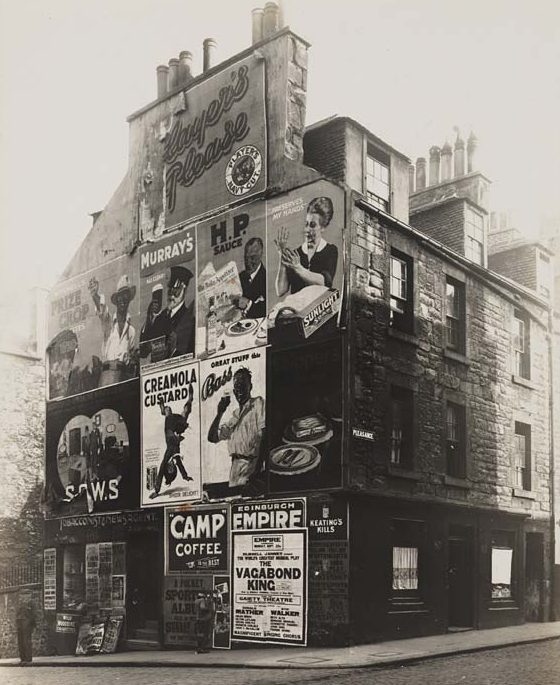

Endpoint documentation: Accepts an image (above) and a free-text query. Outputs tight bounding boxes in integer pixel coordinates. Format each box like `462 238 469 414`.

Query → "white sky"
1 0 559 296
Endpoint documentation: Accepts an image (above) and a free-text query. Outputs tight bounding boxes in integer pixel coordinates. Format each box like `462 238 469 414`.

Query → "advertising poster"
47 255 140 400
232 529 307 645
267 340 343 493
162 54 266 227
44 380 140 517
138 225 197 368
307 499 349 541
196 203 267 358
200 349 266 499
213 575 231 649
163 575 212 647
231 498 306 532
141 360 202 506
266 180 344 348
165 505 229 574
44 548 56 611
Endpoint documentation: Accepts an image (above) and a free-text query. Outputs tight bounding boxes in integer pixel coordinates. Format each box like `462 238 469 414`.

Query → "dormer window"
465 207 485 265
366 145 390 212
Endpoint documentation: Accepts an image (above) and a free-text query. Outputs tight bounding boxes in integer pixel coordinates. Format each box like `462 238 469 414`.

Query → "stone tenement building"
41 3 559 654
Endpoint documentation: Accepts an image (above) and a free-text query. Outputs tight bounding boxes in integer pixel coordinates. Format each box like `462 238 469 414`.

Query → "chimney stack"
454 132 465 177
252 8 264 44
408 164 415 194
415 157 427 190
203 38 217 72
167 58 179 91
429 146 441 186
467 131 478 173
178 50 193 86
156 64 169 98
440 141 452 181
263 1 280 37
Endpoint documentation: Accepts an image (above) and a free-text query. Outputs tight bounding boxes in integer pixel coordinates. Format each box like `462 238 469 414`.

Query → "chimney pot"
168 58 180 91
408 164 415 194
252 8 264 44
441 141 452 181
429 146 441 186
203 38 217 72
156 64 169 98
178 50 193 85
416 157 427 190
467 131 478 173
263 1 280 37
454 132 465 177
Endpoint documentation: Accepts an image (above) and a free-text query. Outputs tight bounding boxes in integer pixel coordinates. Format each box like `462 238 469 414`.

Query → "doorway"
525 532 544 622
447 526 474 629
126 532 161 646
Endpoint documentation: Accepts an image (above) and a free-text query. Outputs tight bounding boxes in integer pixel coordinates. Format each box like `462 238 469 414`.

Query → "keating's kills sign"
162 54 266 228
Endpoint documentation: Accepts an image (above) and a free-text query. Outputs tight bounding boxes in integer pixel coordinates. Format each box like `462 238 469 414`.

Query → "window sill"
512 487 536 500
444 348 470 366
511 375 536 390
444 475 470 489
387 465 421 481
388 327 419 347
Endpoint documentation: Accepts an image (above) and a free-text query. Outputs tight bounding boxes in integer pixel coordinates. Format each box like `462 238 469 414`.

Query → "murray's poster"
200 349 266 499
161 54 266 228
47 256 140 400
196 203 267 358
44 380 140 516
266 180 344 347
141 360 201 506
139 226 196 368
267 339 343 493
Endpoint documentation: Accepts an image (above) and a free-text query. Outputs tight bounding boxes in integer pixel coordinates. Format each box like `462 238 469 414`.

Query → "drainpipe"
548 307 557 620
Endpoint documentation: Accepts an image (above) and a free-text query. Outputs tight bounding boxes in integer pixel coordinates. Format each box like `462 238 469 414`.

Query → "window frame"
512 421 531 491
390 519 426 601
389 385 414 469
465 206 485 265
490 530 517 602
512 309 530 380
389 248 414 333
445 277 466 353
446 401 467 479
365 143 390 212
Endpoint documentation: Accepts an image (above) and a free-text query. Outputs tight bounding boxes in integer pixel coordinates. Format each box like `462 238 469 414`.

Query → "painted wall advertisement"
267 339 343 493
161 54 266 228
139 226 197 368
200 348 266 499
44 380 140 516
47 255 140 400
266 180 344 348
196 203 267 358
165 505 229 574
141 360 202 506
231 499 307 646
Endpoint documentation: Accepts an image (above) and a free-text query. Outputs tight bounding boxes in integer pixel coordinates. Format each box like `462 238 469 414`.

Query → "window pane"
392 546 418 590
491 547 513 598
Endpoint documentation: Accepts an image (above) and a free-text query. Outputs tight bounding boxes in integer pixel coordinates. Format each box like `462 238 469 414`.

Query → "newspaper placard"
200 349 266 499
163 575 213 647
139 226 197 369
266 180 344 348
47 255 140 400
196 203 267 357
141 360 201 506
232 529 307 645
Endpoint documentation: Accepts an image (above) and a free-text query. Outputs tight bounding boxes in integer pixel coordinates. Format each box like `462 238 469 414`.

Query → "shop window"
63 545 85 610
392 546 418 590
491 531 515 599
513 422 531 490
445 277 465 353
390 249 414 333
446 401 466 478
366 151 390 212
391 519 425 597
512 309 530 380
390 386 414 469
465 207 485 265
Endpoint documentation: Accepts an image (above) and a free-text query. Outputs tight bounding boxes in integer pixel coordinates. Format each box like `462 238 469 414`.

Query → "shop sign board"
165 504 229 574
162 54 266 227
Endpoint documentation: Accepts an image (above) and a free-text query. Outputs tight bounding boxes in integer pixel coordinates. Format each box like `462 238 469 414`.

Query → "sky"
0 0 559 296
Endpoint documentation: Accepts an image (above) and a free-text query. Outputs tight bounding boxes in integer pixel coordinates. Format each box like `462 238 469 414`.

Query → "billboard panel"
266 180 344 348
44 380 140 516
162 55 266 227
47 255 140 400
196 203 267 357
138 225 197 369
141 360 202 506
200 348 266 499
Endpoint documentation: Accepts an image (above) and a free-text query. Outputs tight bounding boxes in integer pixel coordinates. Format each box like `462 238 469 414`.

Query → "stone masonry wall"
349 203 552 518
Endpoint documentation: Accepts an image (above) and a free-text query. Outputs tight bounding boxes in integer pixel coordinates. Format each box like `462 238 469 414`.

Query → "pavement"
2 621 560 670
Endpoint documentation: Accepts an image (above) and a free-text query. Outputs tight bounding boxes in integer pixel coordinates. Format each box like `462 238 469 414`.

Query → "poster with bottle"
199 348 266 500
196 202 267 358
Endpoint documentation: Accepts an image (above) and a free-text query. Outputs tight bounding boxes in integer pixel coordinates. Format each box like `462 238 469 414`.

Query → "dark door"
525 533 544 622
448 530 473 628
127 533 161 642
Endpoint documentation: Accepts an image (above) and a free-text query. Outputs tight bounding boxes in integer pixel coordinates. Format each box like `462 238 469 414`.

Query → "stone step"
125 638 161 651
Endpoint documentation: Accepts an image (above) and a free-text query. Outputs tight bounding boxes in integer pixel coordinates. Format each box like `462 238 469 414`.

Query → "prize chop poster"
141 360 201 507
196 202 267 358
200 349 266 499
138 225 197 368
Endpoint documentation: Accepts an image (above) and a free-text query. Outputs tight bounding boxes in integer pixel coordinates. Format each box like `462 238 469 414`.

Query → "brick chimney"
415 157 427 190
203 38 217 72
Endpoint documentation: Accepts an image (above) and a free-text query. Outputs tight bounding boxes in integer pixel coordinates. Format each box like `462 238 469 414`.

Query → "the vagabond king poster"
161 54 266 228
266 180 344 348
199 348 266 500
139 225 197 368
196 202 267 357
47 255 140 400
141 360 201 506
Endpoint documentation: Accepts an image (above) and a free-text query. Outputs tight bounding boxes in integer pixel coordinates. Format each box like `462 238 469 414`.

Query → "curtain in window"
392 546 418 590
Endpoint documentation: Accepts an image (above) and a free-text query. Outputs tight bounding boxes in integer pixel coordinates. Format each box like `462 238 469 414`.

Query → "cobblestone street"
1 640 560 685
